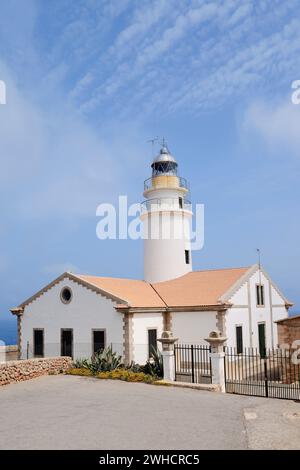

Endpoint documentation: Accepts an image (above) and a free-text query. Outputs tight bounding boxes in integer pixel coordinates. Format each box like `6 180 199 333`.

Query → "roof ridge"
77 273 144 283
149 283 169 308
191 266 251 273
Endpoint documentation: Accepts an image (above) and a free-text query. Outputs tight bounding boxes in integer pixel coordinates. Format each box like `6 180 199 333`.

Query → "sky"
0 0 300 343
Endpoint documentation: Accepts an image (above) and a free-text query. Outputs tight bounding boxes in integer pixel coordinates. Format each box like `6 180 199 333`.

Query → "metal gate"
225 347 300 400
174 344 212 384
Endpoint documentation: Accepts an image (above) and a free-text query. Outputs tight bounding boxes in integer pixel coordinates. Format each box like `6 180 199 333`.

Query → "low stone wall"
0 357 73 386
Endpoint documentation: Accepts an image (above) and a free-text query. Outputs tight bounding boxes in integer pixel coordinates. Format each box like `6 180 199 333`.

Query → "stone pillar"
205 330 227 393
10 308 24 360
162 310 172 332
123 312 133 365
158 331 178 382
17 315 22 360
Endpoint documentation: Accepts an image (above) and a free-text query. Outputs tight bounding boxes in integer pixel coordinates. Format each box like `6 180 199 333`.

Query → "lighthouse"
141 142 193 283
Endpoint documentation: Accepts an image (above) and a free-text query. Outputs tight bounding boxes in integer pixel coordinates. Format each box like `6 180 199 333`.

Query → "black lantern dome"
151 145 178 176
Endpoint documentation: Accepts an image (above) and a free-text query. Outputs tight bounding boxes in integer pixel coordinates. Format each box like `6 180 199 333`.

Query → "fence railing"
141 198 192 214
225 347 300 400
174 344 212 384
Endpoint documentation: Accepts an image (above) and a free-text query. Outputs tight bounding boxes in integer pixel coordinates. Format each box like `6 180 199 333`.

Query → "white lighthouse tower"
141 142 193 283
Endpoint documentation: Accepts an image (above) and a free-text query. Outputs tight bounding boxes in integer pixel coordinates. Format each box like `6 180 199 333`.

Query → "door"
92 330 105 355
236 326 243 354
258 323 266 358
33 329 44 357
148 329 157 358
61 329 73 358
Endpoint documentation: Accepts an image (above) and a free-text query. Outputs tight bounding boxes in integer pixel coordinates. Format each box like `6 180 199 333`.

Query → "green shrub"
143 347 163 378
123 361 144 373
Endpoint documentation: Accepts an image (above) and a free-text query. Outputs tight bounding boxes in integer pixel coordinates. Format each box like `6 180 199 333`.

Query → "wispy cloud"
1 0 300 221
55 0 300 120
242 99 300 158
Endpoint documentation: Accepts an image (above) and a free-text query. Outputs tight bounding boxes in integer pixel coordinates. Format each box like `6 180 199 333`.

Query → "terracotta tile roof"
76 275 165 308
152 267 250 307
78 267 250 309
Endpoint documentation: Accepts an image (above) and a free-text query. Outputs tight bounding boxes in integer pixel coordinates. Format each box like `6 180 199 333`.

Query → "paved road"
0 375 299 449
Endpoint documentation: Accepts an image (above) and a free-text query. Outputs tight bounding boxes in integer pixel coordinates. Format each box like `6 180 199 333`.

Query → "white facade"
171 311 218 345
132 313 164 364
18 265 289 363
21 278 123 359
225 269 288 350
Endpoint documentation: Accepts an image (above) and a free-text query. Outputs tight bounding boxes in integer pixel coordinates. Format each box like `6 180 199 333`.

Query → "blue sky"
1 0 300 342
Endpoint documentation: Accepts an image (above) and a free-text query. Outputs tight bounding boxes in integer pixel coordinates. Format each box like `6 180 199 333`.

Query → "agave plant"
74 357 91 369
89 346 123 373
143 346 163 378
124 361 144 373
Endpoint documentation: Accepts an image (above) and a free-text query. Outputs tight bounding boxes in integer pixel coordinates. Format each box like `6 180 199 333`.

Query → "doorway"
61 329 73 358
258 323 266 358
148 329 157 358
33 329 44 357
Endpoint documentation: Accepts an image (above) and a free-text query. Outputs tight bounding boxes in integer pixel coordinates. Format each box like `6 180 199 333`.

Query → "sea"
0 318 17 345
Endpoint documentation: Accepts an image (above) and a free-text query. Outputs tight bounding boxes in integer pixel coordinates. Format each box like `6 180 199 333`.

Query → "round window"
60 287 72 304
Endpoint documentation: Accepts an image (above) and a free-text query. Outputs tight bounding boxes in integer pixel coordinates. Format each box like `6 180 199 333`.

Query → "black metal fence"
174 344 212 384
225 347 300 400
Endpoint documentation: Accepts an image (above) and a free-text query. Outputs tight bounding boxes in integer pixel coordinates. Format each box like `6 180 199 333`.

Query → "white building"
11 144 292 363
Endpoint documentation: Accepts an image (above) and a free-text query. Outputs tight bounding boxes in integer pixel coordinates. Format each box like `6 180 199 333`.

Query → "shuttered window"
256 285 264 306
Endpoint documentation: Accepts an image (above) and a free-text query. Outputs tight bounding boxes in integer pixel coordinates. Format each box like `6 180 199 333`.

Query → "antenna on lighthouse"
160 136 169 151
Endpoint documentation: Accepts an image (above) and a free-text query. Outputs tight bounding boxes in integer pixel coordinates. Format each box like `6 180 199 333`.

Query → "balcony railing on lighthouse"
140 198 192 214
144 175 189 192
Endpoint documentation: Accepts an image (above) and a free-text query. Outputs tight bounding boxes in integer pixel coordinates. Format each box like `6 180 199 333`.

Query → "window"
179 197 183 209
185 249 190 264
148 329 157 358
256 284 264 306
236 326 243 354
60 287 72 304
61 329 73 358
33 329 44 357
92 330 105 355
